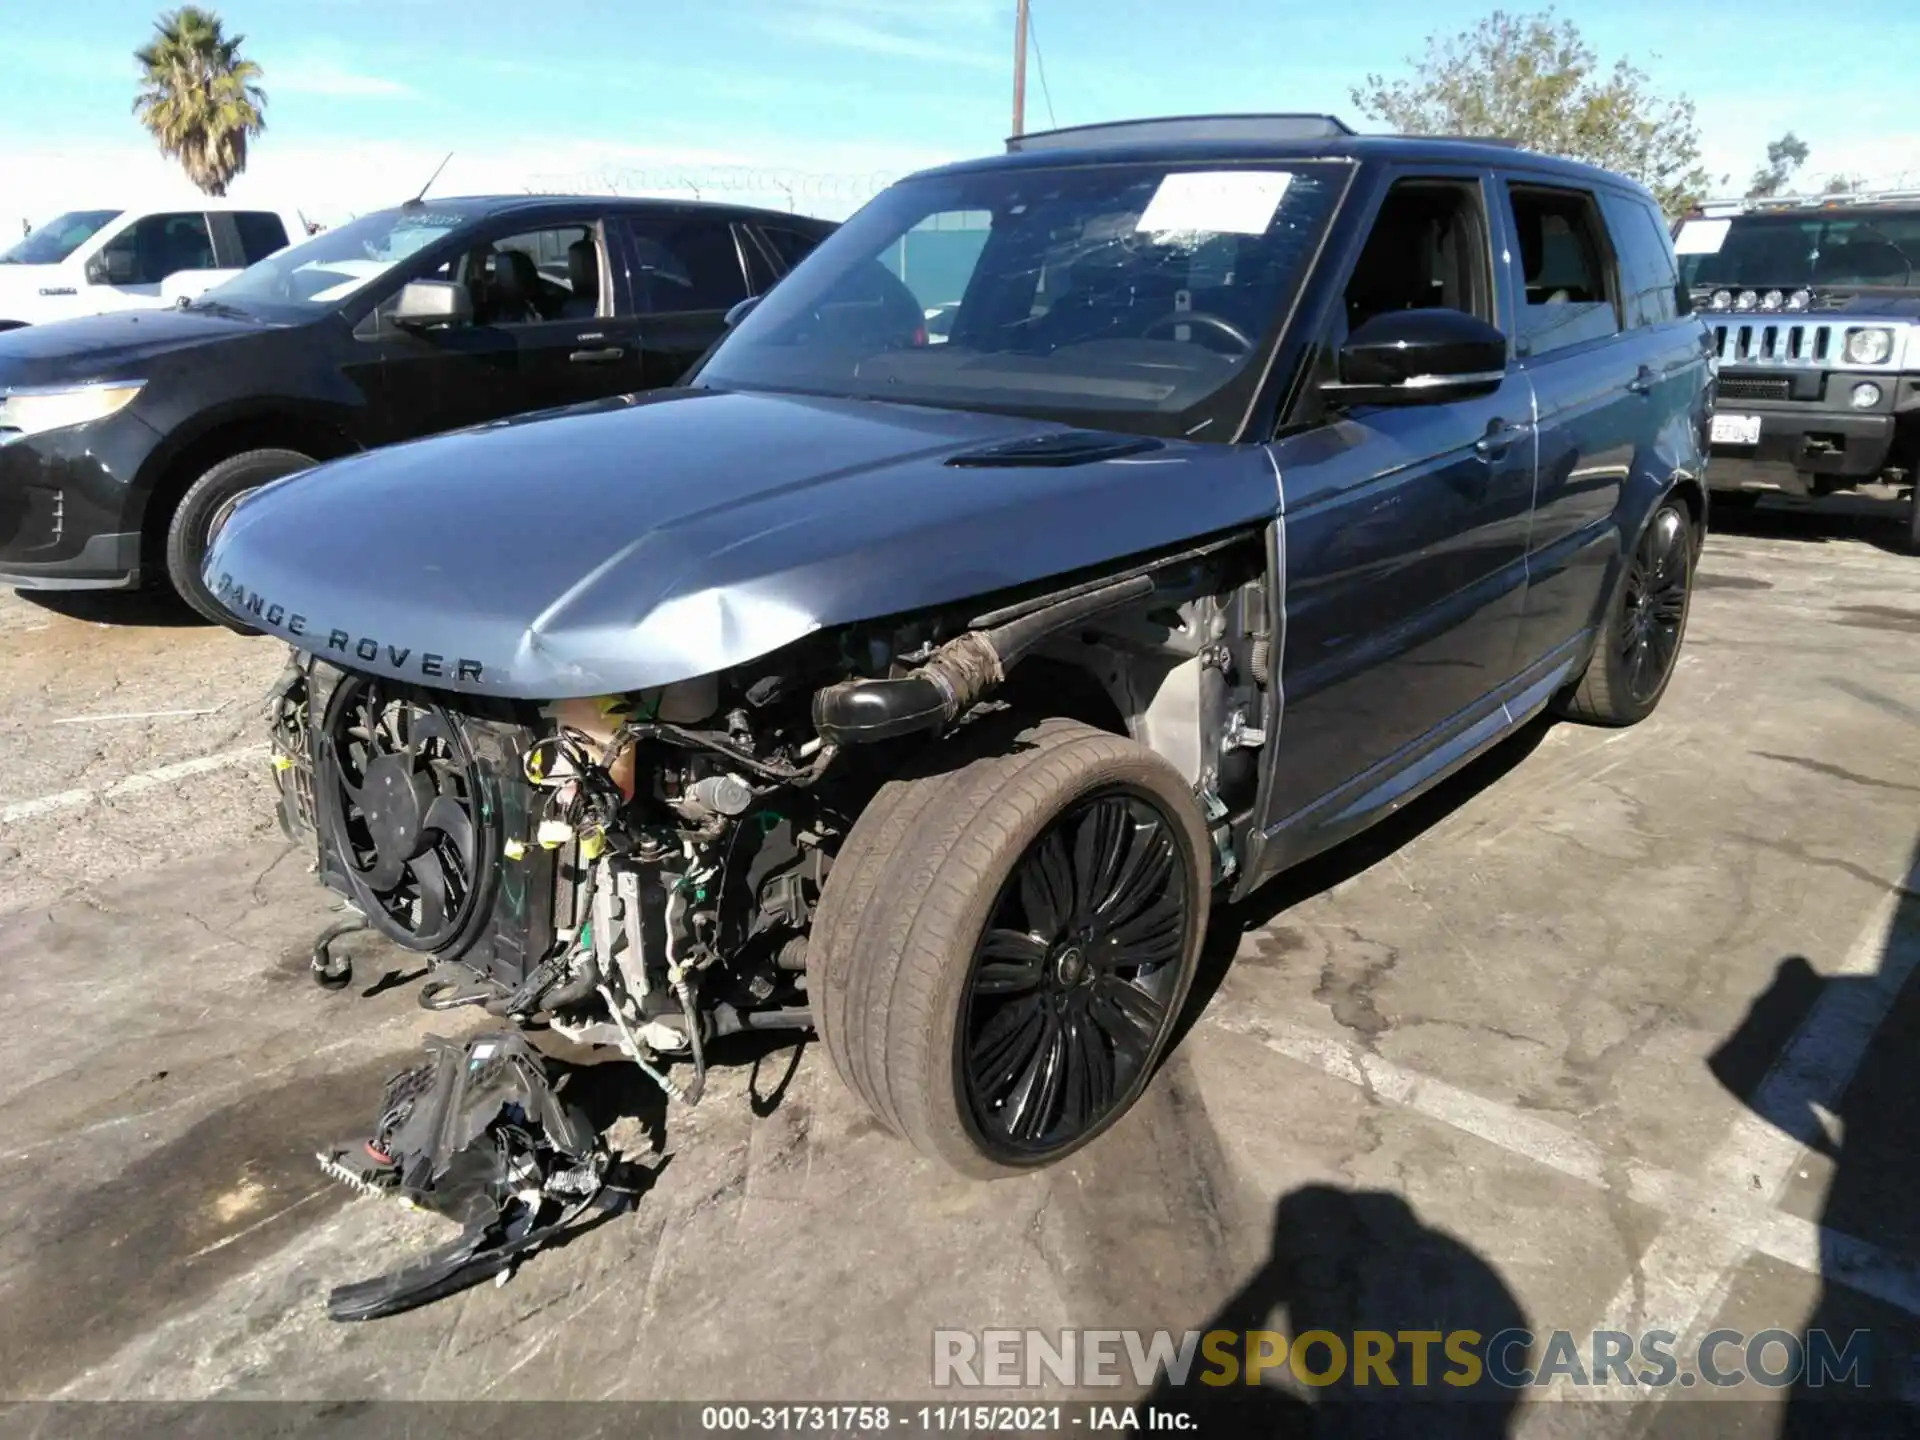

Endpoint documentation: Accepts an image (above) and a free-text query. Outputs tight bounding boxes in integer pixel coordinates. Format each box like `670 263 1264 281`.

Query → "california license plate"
1712 412 1762 446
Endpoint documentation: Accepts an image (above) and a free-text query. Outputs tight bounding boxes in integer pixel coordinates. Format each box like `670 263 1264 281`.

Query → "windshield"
1677 212 1920 290
0 210 121 265
696 161 1343 437
200 205 471 310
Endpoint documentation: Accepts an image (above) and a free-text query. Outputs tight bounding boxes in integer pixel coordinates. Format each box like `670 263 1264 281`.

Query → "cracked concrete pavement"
1 501 1918 1433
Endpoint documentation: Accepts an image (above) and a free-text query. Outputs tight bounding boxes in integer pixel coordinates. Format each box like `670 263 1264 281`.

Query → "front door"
1261 172 1537 858
89 211 216 312
485 220 649 412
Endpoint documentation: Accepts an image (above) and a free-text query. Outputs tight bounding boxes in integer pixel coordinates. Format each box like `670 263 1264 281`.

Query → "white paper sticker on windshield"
1135 171 1292 236
1674 219 1732 255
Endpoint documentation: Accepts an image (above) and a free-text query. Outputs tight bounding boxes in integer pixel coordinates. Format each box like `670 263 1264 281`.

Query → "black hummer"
1678 193 1920 549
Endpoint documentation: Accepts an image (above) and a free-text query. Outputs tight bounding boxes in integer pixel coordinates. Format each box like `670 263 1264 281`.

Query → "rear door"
610 211 755 389
1499 179 1669 669
1261 169 1538 851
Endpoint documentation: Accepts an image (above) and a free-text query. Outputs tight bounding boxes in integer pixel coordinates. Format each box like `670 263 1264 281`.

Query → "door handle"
1474 422 1531 458
569 345 626 364
1627 365 1656 396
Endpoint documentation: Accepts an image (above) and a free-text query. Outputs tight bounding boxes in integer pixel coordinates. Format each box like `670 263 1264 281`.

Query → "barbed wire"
518 165 907 215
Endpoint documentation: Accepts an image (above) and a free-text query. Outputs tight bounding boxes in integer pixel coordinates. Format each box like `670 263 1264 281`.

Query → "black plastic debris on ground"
316 1030 638 1320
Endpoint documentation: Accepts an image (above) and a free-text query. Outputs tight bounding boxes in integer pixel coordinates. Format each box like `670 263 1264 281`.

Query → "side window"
1342 178 1493 333
759 225 826 272
233 212 290 264
97 212 216 284
1506 184 1620 357
739 226 781 294
1633 200 1685 322
621 217 750 314
1598 192 1684 329
460 225 599 324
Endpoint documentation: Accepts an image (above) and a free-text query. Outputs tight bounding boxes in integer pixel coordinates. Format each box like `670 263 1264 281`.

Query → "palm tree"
132 7 267 197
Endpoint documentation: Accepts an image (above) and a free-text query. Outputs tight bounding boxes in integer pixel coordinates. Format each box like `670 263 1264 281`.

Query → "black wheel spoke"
1069 799 1128 930
1017 831 1075 940
970 997 1048 1103
974 929 1047 994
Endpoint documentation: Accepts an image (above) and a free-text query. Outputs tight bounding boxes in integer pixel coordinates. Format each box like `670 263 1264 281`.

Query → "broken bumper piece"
316 1030 620 1321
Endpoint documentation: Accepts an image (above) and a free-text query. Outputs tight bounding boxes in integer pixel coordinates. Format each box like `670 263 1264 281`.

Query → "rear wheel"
808 719 1210 1178
1907 483 1920 555
164 447 315 630
1555 500 1693 726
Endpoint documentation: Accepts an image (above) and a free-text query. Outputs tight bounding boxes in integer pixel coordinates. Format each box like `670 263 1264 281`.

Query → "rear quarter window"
1600 191 1685 327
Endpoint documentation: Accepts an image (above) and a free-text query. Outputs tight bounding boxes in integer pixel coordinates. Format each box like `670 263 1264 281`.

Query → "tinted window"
233 211 290 264
0 210 120 264
1600 192 1683 328
97 212 216 284
622 217 749 313
1507 185 1619 356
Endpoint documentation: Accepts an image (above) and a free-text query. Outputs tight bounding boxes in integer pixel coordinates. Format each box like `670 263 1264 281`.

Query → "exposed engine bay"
269 537 1271 1312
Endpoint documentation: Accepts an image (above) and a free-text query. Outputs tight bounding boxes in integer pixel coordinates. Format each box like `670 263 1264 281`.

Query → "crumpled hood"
0 304 269 384
204 387 1276 699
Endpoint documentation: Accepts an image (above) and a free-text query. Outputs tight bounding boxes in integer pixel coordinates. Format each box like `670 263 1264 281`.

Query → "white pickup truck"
0 201 310 328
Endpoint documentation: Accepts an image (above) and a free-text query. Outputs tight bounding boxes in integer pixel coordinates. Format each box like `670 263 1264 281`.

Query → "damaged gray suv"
206 115 1710 1313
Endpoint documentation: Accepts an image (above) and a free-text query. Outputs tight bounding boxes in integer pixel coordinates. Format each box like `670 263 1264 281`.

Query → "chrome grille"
1711 322 1831 366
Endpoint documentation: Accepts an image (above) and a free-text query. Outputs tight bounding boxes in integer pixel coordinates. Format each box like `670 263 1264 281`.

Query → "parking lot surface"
1 501 1917 1435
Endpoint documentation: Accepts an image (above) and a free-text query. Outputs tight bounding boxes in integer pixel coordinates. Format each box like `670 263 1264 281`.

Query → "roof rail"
1387 133 1524 148
1694 188 1920 213
1006 114 1355 154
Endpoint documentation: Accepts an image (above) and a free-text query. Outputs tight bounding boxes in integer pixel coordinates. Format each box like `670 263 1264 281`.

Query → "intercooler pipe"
811 574 1154 746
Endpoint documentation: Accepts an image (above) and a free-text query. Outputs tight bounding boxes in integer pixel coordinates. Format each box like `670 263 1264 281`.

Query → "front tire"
1556 499 1694 726
164 448 315 630
808 719 1210 1179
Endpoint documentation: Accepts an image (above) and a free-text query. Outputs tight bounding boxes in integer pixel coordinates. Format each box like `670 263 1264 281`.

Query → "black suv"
1679 193 1920 548
0 196 833 621
214 116 1711 1207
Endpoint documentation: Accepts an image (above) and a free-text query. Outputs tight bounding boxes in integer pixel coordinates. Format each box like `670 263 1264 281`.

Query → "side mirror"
724 294 763 329
87 249 137 286
1322 308 1508 406
390 279 473 330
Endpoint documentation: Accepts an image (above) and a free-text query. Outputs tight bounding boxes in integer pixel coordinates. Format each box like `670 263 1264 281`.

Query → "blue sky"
6 0 1919 226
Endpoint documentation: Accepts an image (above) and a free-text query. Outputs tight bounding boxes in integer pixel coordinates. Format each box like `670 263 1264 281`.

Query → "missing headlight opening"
270 542 1268 1314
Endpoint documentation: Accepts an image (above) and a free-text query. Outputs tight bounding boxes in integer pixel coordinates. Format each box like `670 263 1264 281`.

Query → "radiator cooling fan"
315 676 499 956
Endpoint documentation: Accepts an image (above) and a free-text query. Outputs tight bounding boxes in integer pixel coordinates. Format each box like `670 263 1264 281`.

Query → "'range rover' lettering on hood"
203 388 1280 699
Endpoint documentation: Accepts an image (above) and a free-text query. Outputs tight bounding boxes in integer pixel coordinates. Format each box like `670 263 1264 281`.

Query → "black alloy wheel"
317 678 492 953
806 717 1209 1179
1555 498 1694 727
1619 504 1691 705
960 786 1190 1160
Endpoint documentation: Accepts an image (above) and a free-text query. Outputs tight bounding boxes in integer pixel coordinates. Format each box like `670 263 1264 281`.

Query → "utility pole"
1012 0 1029 137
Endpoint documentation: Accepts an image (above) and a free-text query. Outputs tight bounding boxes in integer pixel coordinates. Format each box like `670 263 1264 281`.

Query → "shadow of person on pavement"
1707 831 1920 1437
1148 1183 1527 1437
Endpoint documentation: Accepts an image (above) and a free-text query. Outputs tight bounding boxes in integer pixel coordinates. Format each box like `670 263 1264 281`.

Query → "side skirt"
1231 633 1588 899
